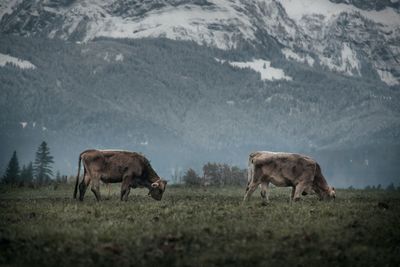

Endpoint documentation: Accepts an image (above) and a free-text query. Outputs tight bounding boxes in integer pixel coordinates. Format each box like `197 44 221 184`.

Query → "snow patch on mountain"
277 0 399 85
280 0 400 26
103 52 110 62
140 141 149 146
0 53 36 69
377 69 399 86
115 53 123 62
0 0 22 19
318 43 361 76
93 3 254 49
227 59 292 81
282 48 315 66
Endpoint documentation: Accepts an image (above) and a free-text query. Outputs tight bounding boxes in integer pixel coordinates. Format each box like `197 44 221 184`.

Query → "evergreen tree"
20 162 34 186
2 151 20 185
33 141 54 185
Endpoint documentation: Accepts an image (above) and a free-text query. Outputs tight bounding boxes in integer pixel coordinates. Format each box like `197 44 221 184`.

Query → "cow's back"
81 150 106 171
250 151 317 186
81 150 145 180
251 151 316 166
102 150 144 175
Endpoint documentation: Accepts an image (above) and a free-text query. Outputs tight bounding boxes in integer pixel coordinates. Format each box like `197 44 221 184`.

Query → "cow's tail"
247 153 256 186
73 154 82 199
243 153 258 203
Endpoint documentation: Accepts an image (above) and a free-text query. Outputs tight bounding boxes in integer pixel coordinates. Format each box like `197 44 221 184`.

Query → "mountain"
1 35 399 187
0 0 399 187
1 0 399 86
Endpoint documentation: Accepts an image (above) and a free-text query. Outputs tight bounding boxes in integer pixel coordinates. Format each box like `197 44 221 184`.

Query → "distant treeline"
179 162 247 187
3 140 399 190
362 183 400 191
178 162 400 190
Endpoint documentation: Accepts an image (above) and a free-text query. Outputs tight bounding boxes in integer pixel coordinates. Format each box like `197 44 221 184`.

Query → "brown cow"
73 149 167 201
243 151 335 202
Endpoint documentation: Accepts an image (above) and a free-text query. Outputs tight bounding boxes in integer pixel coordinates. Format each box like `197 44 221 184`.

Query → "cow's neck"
313 176 330 198
144 162 160 183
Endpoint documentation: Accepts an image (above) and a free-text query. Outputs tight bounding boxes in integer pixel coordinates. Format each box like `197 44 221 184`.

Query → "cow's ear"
151 182 159 188
332 187 335 191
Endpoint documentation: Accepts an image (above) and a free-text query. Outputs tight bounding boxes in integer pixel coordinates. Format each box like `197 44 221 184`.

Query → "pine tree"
20 165 27 185
33 141 54 185
20 162 34 186
2 151 20 185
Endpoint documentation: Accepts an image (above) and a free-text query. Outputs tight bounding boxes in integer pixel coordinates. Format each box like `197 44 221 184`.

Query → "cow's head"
318 186 336 200
149 179 168 201
328 186 336 200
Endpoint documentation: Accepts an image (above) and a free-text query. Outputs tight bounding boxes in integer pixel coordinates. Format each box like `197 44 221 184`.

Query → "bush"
182 168 202 186
203 162 246 186
386 183 395 191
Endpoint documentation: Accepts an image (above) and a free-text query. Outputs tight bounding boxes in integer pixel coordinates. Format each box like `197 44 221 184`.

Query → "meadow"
0 184 399 267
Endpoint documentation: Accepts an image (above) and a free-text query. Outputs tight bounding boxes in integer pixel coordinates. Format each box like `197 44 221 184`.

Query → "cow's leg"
293 181 312 202
91 177 101 201
289 186 296 203
293 166 315 201
107 183 111 199
103 183 111 200
120 177 131 201
260 182 270 203
243 181 260 202
243 165 262 202
121 187 130 201
79 173 91 201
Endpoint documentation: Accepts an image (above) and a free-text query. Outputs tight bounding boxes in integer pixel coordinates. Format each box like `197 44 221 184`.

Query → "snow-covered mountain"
0 0 399 86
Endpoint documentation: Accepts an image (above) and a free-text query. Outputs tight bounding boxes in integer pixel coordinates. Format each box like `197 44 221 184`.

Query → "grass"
0 184 399 267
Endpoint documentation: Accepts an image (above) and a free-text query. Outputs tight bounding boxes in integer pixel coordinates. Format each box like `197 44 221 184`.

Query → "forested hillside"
0 35 399 187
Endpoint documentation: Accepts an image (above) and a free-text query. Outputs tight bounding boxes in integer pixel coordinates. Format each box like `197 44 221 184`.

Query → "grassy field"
0 184 399 267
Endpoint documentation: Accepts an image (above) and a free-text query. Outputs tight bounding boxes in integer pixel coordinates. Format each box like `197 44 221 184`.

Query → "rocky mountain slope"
1 0 399 86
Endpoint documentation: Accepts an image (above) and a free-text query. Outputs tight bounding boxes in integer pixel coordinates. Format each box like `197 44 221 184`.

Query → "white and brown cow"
244 151 335 202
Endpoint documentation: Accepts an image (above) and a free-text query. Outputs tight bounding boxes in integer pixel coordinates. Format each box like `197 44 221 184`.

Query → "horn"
151 182 159 188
